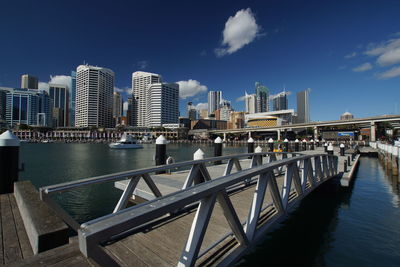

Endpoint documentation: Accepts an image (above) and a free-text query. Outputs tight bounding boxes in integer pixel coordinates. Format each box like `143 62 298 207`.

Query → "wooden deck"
105 173 289 266
0 193 33 265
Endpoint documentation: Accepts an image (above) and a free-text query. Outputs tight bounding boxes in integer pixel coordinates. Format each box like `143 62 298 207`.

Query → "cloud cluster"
38 75 71 91
115 86 132 95
344 52 357 59
176 79 207 99
352 62 372 72
195 102 208 110
215 8 261 57
378 66 400 79
137 60 149 69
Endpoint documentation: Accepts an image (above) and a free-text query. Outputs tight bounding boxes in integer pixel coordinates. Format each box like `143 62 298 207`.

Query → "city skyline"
1 1 400 121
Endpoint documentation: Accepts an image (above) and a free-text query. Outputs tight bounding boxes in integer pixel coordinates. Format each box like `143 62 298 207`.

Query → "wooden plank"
9 194 33 259
104 241 149 267
0 194 23 264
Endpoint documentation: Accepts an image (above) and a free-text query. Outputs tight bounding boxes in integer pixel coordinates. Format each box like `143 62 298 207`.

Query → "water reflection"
240 157 400 266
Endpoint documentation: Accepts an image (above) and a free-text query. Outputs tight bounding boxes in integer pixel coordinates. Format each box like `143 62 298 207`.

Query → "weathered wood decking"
0 194 33 265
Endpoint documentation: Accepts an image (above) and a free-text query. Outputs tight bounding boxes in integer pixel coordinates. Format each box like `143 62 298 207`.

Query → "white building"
147 83 179 127
75 65 114 128
245 92 257 114
208 91 222 115
132 71 162 127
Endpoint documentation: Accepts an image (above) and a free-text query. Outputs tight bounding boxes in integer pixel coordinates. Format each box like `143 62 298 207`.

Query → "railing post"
0 130 20 194
214 137 223 165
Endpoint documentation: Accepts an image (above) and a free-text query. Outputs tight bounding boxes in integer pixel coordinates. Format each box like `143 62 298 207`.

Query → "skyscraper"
208 91 222 115
245 92 257 114
126 97 133 126
5 88 51 126
75 65 114 128
113 92 123 126
296 89 310 123
49 83 69 127
219 99 232 121
70 71 76 127
21 74 38 89
0 89 6 121
132 71 162 127
272 91 289 111
255 82 269 112
146 83 179 127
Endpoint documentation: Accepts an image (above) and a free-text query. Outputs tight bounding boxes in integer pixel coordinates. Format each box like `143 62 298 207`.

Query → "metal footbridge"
40 151 338 266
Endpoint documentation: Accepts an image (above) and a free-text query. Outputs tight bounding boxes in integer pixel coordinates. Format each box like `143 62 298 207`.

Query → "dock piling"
0 130 20 194
214 137 223 165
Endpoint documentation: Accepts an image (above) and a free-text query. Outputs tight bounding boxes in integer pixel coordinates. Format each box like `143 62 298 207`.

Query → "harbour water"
20 143 400 266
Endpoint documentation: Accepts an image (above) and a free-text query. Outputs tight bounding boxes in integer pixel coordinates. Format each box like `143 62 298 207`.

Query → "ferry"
109 133 143 149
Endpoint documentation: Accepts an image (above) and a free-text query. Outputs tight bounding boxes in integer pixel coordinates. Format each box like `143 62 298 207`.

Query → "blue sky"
1 0 400 121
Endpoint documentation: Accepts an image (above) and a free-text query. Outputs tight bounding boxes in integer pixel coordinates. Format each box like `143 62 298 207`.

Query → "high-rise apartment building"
208 91 222 115
199 109 208 119
49 84 69 127
296 89 310 123
21 74 38 89
245 92 257 114
219 99 232 121
146 83 179 127
70 71 76 127
4 88 51 126
255 82 269 113
272 91 289 111
132 71 162 127
75 65 114 128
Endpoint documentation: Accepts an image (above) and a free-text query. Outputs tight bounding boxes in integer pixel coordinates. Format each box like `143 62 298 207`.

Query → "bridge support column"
370 122 376 142
223 133 227 142
314 127 319 139
248 131 252 138
277 129 281 140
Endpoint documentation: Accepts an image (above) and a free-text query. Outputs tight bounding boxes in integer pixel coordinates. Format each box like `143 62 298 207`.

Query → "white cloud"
352 62 372 72
364 37 400 66
377 48 400 66
344 52 357 59
39 75 71 91
378 66 400 79
176 79 208 99
195 102 208 110
215 8 261 57
137 60 148 69
115 86 132 95
236 95 246 102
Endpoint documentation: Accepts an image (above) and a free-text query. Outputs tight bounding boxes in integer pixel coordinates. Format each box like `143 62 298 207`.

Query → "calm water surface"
20 144 400 266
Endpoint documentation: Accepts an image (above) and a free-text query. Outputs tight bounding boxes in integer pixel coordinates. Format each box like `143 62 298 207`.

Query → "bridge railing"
370 141 400 156
41 153 338 266
39 151 299 231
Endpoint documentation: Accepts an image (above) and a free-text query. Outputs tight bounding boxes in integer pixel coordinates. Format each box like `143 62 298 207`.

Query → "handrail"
40 151 300 194
76 153 338 266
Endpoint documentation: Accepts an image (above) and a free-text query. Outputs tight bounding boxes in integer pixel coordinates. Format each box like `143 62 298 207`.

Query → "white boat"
109 133 143 149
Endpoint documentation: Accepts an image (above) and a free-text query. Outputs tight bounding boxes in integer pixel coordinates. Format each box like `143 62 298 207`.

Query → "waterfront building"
255 82 269 113
113 92 123 126
4 88 51 127
245 92 257 114
228 111 245 129
179 117 191 128
21 74 38 89
296 89 310 123
246 115 282 127
146 83 179 127
272 91 289 111
49 83 69 127
132 71 162 127
245 109 295 125
208 91 222 115
340 111 354 120
187 102 197 121
75 65 114 128
70 71 76 127
0 89 7 121
191 119 227 130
